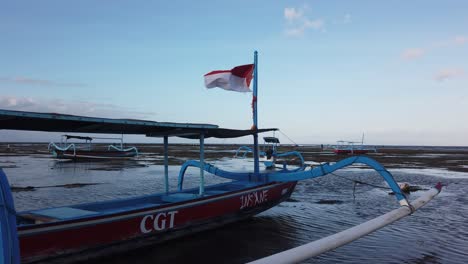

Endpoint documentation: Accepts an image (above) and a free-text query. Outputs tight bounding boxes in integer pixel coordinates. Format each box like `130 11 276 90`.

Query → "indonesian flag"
204 64 254 92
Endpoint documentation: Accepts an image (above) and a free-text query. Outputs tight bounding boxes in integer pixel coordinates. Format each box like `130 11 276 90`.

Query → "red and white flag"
204 64 254 92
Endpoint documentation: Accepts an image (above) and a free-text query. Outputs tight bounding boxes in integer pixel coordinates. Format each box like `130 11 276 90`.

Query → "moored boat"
17 180 296 263
48 134 138 160
332 135 377 155
0 108 301 263
333 147 371 155
234 136 305 169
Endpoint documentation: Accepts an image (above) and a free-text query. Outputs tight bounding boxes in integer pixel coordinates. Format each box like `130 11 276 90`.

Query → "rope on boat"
303 168 402 201
328 171 432 200
307 157 408 199
278 130 298 146
328 171 397 195
303 164 399 200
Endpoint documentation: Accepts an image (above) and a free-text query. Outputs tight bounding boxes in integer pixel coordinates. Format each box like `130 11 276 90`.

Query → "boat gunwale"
20 184 297 264
17 181 290 235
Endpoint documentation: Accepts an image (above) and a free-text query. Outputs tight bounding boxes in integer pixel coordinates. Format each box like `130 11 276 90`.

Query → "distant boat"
234 136 305 169
333 134 377 155
48 134 138 160
262 136 281 168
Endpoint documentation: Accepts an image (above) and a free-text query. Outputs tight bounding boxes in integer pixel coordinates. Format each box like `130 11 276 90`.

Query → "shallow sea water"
2 153 468 264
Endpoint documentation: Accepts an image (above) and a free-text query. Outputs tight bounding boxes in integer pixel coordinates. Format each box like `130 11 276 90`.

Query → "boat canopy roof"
263 137 280 143
63 135 93 141
0 109 276 139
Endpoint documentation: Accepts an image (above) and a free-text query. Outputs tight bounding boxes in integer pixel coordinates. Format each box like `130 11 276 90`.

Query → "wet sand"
2 143 468 172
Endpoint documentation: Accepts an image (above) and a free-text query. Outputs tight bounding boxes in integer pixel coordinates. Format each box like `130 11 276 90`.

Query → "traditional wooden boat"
234 136 305 169
0 109 297 263
0 52 441 263
333 142 371 155
48 134 138 160
333 137 377 155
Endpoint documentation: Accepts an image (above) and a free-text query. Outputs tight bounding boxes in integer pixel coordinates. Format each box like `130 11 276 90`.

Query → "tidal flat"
1 143 467 263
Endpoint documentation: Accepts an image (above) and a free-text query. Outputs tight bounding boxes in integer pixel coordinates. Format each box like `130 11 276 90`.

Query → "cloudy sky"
1 1 467 145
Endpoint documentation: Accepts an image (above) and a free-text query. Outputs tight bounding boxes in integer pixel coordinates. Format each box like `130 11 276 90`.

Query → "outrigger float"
48 134 138 160
0 52 441 263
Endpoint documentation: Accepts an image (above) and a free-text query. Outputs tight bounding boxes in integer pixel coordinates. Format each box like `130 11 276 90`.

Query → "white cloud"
433 68 465 82
0 95 156 119
285 18 324 37
401 48 425 60
402 34 467 61
284 7 303 22
1 96 36 108
283 7 324 37
304 18 324 30
432 35 468 48
0 76 86 87
453 35 468 45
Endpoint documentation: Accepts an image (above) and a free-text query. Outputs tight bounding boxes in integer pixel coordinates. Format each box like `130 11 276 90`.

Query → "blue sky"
1 0 467 145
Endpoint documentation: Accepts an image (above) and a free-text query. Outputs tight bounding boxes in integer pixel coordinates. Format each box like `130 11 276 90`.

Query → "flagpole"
253 51 260 177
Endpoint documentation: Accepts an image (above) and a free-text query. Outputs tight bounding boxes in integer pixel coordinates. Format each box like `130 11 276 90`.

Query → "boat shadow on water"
49 158 149 171
83 214 303 264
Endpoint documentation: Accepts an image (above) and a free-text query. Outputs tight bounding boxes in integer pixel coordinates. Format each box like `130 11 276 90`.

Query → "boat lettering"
140 210 178 233
240 190 268 209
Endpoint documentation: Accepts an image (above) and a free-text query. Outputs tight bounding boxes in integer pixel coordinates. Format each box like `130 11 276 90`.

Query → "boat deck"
17 180 260 225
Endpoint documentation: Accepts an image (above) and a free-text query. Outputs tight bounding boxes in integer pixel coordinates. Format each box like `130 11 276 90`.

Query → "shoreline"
1 143 467 173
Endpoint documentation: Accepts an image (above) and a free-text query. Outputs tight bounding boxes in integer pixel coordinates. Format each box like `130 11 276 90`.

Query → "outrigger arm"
265 156 409 206
178 156 410 206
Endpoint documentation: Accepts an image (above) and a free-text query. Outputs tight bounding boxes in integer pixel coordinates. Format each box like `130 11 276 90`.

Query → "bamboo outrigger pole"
248 183 443 264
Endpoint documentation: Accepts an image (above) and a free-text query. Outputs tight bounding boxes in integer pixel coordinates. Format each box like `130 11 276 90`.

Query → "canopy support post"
199 132 205 196
164 136 169 194
252 50 260 180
